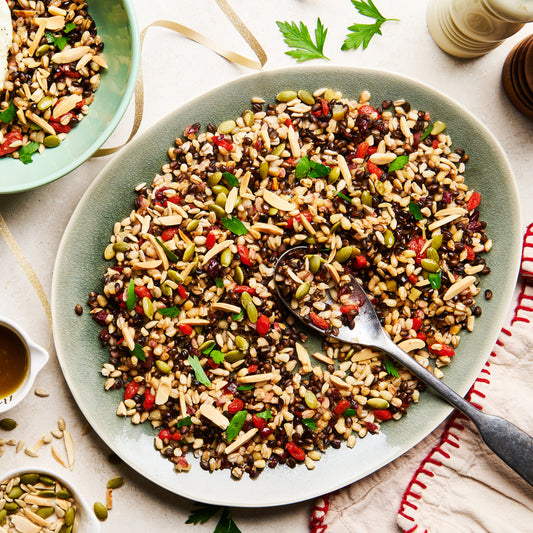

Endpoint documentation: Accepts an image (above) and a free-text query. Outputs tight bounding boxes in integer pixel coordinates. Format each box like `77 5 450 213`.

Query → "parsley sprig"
186 504 241 533
342 0 399 51
276 18 329 63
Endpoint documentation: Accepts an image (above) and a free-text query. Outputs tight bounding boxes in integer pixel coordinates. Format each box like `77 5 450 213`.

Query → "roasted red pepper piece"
355 141 369 159
256 315 270 336
0 132 23 156
213 135 233 151
206 231 217 250
161 227 179 241
467 192 481 211
233 285 256 295
367 161 383 178
334 399 350 417
428 344 455 357
309 312 329 330
178 323 193 335
237 244 252 266
134 286 151 299
373 409 392 420
286 442 305 461
124 381 140 400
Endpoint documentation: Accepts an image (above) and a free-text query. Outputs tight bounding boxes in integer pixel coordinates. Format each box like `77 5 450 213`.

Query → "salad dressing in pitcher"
0 324 29 399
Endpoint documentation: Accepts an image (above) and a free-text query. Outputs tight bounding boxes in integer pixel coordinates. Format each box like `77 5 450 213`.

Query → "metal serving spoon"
274 246 533 486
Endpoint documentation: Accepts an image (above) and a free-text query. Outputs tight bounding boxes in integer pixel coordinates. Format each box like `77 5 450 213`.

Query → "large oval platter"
52 66 520 507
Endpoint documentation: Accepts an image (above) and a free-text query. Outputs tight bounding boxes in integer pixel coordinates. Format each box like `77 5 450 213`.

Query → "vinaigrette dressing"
0 324 29 399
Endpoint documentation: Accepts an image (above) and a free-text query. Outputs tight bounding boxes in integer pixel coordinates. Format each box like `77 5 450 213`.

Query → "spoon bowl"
274 246 533 486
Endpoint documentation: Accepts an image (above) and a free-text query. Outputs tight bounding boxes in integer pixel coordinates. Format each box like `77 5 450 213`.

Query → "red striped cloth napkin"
310 224 533 533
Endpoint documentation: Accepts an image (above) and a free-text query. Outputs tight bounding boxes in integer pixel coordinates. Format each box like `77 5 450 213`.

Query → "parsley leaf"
428 271 442 290
226 411 247 442
408 201 423 221
276 18 329 63
130 343 146 361
232 309 244 321
420 123 433 141
309 161 331 179
214 507 242 533
200 341 216 354
342 0 399 51
155 237 179 262
186 504 220 525
237 384 254 391
344 408 358 417
126 280 136 310
176 416 192 428
45 31 68 50
215 277 224 288
222 172 239 188
18 142 40 164
64 22 76 33
295 156 331 179
188 355 212 387
221 217 248 236
255 408 272 420
302 418 317 430
334 190 353 204
385 359 399 377
295 156 311 179
0 100 16 124
210 349 225 365
159 306 180 318
388 154 409 172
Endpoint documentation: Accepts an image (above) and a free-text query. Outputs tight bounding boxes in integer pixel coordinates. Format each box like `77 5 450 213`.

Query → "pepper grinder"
427 0 533 58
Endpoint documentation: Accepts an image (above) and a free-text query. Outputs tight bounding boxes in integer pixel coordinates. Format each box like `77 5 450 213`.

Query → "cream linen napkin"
311 227 533 533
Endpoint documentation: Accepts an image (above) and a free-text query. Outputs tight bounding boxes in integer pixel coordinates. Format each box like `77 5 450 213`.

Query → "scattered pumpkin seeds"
0 418 17 431
106 476 125 489
93 501 108 521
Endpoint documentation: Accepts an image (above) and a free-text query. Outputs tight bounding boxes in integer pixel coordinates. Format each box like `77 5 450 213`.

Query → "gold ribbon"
93 0 266 157
0 213 53 341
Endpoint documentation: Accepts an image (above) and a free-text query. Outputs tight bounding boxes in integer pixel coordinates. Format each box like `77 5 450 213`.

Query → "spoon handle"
382 338 533 486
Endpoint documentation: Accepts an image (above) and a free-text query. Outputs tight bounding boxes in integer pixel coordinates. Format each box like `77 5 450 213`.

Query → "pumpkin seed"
218 120 236 134
4 502 17 512
330 221 341 233
309 255 322 274
276 90 297 102
37 490 56 498
161 282 172 297
220 248 233 267
20 473 39 485
8 486 22 499
35 44 50 57
64 506 76 526
328 166 340 184
142 297 153 319
367 398 390 409
186 219 199 232
93 502 108 521
37 96 54 111
215 192 227 208
167 270 183 284
0 509 5 525
0 418 17 431
297 89 315 105
104 244 115 260
56 489 72 499
199 340 216 353
43 134 61 148
234 336 249 351
182 243 196 262
323 88 336 102
207 171 222 187
421 258 440 273
225 350 245 362
426 247 440 263
384 229 395 248
107 475 125 489
36 507 54 519
268 207 278 216
271 142 285 157
234 265 244 285
375 181 386 195
361 190 373 207
39 475 55 486
259 161 269 180
295 282 310 300
208 204 226 219
113 241 129 253
430 120 446 135
246 301 258 323
156 360 171 374
60 524 73 533
242 110 254 127
211 183 229 195
304 391 318 409
305 236 316 244
240 292 252 308
431 234 443 250
335 246 353 263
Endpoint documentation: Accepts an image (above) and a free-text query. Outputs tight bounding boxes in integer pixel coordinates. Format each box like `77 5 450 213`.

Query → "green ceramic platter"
52 66 521 507
0 0 140 194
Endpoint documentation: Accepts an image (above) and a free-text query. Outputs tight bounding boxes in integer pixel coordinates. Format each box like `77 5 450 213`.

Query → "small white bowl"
0 467 101 533
0 316 48 413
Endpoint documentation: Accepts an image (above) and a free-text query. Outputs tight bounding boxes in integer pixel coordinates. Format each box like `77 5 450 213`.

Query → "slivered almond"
239 171 251 197
397 338 426 352
158 215 182 226
51 46 92 64
63 430 75 470
238 372 275 384
311 352 335 365
287 126 301 158
13 9 35 17
179 391 187 418
299 213 315 235
24 448 39 457
428 213 462 231
178 319 210 326
198 403 229 429
146 234 169 271
329 375 350 390
325 263 340 284
10 515 40 533
48 5 67 16
225 186 239 214
121 324 135 351
26 111 55 135
443 275 476 301
35 15 65 31
337 154 352 188
22 508 51 528
202 240 233 265
369 152 397 165
262 190 296 211
155 376 173 405
28 19 47 57
295 343 311 367
133 260 162 270
350 348 378 362
178 229 192 246
24 494 55 507
211 302 241 314
76 52 94 71
91 54 108 69
106 488 113 510
225 428 258 455
434 207 467 219
52 94 82 119
251 223 284 235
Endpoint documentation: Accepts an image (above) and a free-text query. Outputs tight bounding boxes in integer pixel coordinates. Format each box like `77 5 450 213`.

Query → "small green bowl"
0 0 140 194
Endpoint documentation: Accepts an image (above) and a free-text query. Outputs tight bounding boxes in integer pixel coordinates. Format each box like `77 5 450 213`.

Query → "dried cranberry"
442 191 452 204
205 258 221 278
92 310 107 325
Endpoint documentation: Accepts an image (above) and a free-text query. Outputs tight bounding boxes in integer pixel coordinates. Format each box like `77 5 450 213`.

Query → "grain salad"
0 0 106 162
87 87 491 479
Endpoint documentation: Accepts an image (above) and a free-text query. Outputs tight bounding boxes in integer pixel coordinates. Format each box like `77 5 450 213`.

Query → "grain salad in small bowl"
86 87 492 480
0 0 139 193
